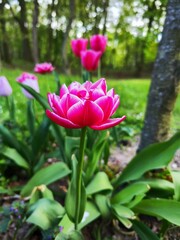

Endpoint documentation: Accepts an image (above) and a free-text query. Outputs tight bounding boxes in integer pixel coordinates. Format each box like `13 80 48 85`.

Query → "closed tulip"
16 72 39 99
46 78 126 130
0 76 12 96
80 50 102 71
34 62 55 74
90 34 107 54
71 38 88 58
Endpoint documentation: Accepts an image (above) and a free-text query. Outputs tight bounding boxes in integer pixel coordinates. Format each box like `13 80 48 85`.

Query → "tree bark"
138 0 180 150
32 0 39 63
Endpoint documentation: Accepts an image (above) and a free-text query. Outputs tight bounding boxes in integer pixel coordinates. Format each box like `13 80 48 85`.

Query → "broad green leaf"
134 199 180 225
29 185 54 204
114 214 132 229
112 204 135 219
1 147 29 170
95 194 111 218
27 198 64 230
18 83 50 110
21 162 71 196
171 170 180 201
65 156 86 223
57 201 100 235
111 182 150 204
132 220 160 240
86 172 113 195
126 194 146 208
65 136 80 164
114 132 180 187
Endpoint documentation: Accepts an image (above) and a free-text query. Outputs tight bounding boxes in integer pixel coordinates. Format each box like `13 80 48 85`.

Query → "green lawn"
0 67 179 135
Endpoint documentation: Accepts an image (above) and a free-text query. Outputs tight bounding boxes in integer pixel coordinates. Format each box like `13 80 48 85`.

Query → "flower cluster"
46 78 126 130
71 34 107 71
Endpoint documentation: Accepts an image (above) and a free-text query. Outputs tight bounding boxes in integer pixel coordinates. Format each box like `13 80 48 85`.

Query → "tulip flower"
90 34 107 54
71 38 88 58
80 50 102 72
0 76 12 96
34 62 55 74
16 72 39 99
46 78 126 130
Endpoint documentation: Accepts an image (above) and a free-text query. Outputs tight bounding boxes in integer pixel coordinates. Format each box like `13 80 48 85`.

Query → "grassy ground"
0 67 179 135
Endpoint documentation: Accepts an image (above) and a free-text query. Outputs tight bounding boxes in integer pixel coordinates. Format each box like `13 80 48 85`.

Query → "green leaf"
27 100 35 136
29 185 54 204
94 194 111 218
86 172 113 195
112 204 135 219
27 198 65 230
21 162 71 196
1 147 29 170
114 132 180 187
134 199 180 225
65 136 80 164
171 170 180 201
111 182 150 204
58 201 100 235
132 220 160 240
65 156 86 223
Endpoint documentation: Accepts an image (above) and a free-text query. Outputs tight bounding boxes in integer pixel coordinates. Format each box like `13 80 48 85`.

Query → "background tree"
139 0 180 150
32 0 39 63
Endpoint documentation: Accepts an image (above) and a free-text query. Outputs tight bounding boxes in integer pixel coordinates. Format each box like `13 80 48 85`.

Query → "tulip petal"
90 116 126 130
91 78 106 94
67 100 104 126
60 84 69 97
111 94 120 115
46 110 80 128
95 96 113 120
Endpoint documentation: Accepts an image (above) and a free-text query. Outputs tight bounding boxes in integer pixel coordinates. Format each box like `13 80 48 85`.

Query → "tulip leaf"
133 199 180 225
132 220 160 240
1 147 29 170
27 100 35 136
21 162 71 196
94 194 111 218
114 132 180 187
65 136 80 165
27 198 65 230
111 182 150 204
86 172 113 195
57 201 100 236
112 204 135 219
171 170 180 201
65 155 86 223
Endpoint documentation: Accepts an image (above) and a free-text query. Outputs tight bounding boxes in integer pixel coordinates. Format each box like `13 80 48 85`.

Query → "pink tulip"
46 78 126 130
71 38 88 58
16 72 39 99
80 50 101 71
90 34 107 54
0 76 12 96
34 62 55 74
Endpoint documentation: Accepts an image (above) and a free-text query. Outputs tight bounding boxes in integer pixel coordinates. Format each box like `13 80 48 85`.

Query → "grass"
0 67 179 135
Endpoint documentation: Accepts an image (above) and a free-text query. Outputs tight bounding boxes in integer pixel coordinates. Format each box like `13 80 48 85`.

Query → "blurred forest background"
0 0 167 77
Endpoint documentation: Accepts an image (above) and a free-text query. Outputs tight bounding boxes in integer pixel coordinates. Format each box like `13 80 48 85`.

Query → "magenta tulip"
16 72 39 99
71 38 88 58
80 50 101 72
46 78 126 130
0 76 12 96
34 62 55 74
90 34 107 54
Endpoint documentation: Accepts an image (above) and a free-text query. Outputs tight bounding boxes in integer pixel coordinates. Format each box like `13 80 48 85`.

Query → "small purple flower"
59 226 64 232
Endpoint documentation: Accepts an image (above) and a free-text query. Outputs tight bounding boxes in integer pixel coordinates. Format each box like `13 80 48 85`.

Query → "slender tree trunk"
138 0 180 150
0 0 11 63
61 0 76 74
32 0 39 63
102 0 109 35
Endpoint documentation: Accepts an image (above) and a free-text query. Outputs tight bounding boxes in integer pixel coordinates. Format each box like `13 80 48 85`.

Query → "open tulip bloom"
34 62 55 74
46 78 126 130
17 72 39 99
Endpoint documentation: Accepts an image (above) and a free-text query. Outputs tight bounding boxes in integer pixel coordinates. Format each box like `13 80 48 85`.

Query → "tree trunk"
0 0 11 63
102 0 109 35
138 0 180 150
32 0 39 63
61 0 76 74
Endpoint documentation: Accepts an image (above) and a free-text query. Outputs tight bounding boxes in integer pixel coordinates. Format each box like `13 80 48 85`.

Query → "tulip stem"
75 127 87 230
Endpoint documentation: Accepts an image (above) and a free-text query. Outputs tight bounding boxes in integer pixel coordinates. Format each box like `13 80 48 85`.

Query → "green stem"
75 127 87 230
